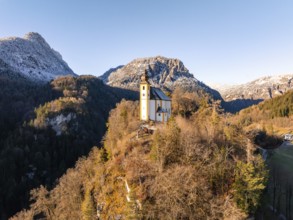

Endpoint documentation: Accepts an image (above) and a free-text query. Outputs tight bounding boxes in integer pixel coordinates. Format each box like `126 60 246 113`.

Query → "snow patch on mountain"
0 32 76 82
217 74 293 101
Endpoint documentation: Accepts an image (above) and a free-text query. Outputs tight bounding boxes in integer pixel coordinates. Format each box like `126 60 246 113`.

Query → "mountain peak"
23 32 49 47
24 32 44 41
132 55 181 64
0 32 76 82
100 56 222 100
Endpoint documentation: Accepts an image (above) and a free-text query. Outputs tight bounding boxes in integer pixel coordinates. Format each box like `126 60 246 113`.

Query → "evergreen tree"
233 156 268 214
81 188 95 220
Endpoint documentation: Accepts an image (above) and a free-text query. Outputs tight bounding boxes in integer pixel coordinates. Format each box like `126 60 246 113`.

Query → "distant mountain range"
214 74 293 101
99 56 222 100
0 32 76 82
99 57 293 112
1 32 293 112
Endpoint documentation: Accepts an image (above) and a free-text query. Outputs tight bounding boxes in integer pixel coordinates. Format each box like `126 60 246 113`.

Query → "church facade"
140 71 171 122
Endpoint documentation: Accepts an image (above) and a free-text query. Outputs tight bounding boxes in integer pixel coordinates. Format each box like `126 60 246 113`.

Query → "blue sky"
1 0 293 85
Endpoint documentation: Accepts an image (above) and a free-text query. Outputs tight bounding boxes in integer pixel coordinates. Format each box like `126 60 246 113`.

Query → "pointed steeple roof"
140 69 149 83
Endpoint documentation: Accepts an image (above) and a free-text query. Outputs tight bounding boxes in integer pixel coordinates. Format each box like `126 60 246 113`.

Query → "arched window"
143 86 145 90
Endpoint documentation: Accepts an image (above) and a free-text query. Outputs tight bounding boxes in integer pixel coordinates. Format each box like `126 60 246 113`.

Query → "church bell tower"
140 70 150 121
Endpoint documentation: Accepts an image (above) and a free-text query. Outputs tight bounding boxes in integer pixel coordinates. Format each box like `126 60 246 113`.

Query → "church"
140 70 171 122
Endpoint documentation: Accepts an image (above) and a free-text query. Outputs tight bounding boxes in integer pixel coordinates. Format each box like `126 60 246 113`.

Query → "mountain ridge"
216 74 293 101
99 56 222 100
0 32 76 82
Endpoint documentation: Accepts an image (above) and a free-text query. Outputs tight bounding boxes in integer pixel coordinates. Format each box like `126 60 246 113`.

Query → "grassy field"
259 142 293 219
271 144 293 170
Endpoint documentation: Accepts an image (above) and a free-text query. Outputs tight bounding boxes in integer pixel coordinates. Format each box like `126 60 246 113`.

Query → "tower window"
143 86 145 90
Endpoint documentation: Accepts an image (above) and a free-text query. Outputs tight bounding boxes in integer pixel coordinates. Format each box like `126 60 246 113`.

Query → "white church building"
140 70 171 122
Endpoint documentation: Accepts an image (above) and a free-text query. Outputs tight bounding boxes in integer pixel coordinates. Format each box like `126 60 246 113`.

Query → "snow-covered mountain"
217 74 293 101
99 56 222 100
0 32 76 82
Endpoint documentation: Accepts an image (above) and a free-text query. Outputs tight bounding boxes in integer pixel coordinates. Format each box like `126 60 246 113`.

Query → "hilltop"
12 100 267 219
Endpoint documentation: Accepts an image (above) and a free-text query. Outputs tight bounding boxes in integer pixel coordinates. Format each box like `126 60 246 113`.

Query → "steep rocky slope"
100 56 222 100
218 74 293 101
99 65 124 83
0 32 76 82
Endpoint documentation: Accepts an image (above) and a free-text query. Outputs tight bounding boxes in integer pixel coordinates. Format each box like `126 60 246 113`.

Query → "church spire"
140 69 149 84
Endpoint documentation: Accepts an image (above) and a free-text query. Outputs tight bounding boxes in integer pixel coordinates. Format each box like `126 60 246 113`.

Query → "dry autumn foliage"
12 100 268 220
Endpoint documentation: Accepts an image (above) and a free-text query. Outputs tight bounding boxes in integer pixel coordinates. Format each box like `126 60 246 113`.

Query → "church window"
143 86 145 90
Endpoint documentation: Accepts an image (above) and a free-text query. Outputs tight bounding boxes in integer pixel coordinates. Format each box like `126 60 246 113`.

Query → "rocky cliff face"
100 56 222 100
99 65 124 83
0 32 76 82
217 74 293 101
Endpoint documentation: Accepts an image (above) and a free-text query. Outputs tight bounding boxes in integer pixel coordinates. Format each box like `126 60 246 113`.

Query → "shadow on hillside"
110 86 139 100
222 98 263 113
0 75 139 218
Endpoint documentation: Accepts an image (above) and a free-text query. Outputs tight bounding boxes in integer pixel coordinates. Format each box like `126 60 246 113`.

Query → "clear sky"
1 0 293 85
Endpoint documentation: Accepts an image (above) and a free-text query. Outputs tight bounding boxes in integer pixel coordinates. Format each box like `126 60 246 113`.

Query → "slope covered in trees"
259 89 293 118
235 90 293 136
0 67 56 141
12 100 268 219
228 89 293 218
0 75 137 219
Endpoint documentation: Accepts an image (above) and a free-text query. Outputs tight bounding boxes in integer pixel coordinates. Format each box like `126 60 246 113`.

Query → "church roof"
150 87 171 101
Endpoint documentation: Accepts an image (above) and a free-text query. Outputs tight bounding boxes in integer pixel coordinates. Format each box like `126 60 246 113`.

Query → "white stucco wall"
140 84 172 122
149 100 156 121
148 100 172 122
165 101 171 119
141 101 148 120
140 84 150 121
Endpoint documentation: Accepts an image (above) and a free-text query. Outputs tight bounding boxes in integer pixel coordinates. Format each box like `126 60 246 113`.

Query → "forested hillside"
259 90 293 118
235 90 293 135
229 83 293 219
0 75 137 219
0 66 56 140
12 100 268 219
